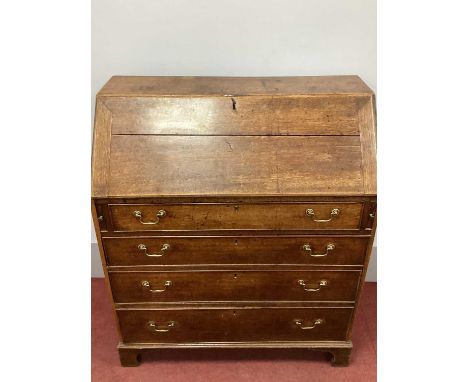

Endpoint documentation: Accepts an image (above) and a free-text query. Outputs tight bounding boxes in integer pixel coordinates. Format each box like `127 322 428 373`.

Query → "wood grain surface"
109 270 361 303
104 95 362 135
107 135 364 197
98 75 373 96
103 236 369 266
91 99 112 197
109 202 363 231
116 307 353 343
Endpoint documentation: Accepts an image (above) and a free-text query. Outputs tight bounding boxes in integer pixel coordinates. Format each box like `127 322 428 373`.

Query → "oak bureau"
91 76 377 367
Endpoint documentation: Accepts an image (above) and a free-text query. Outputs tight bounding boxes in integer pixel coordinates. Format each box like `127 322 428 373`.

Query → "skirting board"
91 243 377 281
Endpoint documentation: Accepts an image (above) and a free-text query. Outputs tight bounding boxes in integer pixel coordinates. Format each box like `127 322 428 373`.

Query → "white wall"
91 0 377 280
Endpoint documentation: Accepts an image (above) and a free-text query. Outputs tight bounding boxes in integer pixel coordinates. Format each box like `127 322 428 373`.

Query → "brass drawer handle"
138 243 170 257
297 279 328 292
302 243 335 257
294 318 324 330
141 280 172 293
133 209 167 224
305 208 340 222
147 320 175 332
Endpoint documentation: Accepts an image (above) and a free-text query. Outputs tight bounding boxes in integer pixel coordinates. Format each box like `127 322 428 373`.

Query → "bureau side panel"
358 95 377 195
91 98 112 197
346 200 376 339
92 200 122 340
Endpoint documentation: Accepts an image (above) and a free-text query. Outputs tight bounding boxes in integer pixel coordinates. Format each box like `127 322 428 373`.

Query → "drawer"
109 270 361 303
117 307 353 343
104 236 369 266
109 203 363 231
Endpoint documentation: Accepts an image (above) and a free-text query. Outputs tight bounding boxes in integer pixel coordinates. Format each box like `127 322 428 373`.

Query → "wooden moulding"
117 341 353 367
94 195 377 204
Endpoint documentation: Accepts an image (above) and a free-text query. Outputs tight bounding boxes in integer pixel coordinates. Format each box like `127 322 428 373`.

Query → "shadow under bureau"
91 76 377 366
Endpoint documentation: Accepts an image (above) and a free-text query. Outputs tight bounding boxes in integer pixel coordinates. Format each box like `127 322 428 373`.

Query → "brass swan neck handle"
133 209 167 224
305 208 340 222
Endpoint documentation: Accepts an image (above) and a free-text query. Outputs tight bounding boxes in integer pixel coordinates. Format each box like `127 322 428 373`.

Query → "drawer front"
109 270 360 303
109 203 363 231
117 307 353 343
104 236 369 266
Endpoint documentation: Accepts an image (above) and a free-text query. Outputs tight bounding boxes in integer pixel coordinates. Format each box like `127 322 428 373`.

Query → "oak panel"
108 135 364 197
91 99 112 197
358 95 377 194
105 96 361 136
98 75 373 96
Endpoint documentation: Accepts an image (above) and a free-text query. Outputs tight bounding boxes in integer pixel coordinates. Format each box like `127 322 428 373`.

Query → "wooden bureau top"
98 76 373 97
92 76 376 198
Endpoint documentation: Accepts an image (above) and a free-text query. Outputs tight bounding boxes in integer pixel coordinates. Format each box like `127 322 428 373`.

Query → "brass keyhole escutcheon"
231 97 237 111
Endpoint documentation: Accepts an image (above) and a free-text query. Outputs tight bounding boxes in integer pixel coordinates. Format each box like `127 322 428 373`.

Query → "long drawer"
104 236 368 266
109 270 361 303
109 203 363 231
117 307 353 343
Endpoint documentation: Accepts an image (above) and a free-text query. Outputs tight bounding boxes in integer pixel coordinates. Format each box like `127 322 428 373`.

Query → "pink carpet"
92 278 376 381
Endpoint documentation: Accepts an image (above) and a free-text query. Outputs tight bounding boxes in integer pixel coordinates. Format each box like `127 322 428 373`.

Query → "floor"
92 278 376 382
